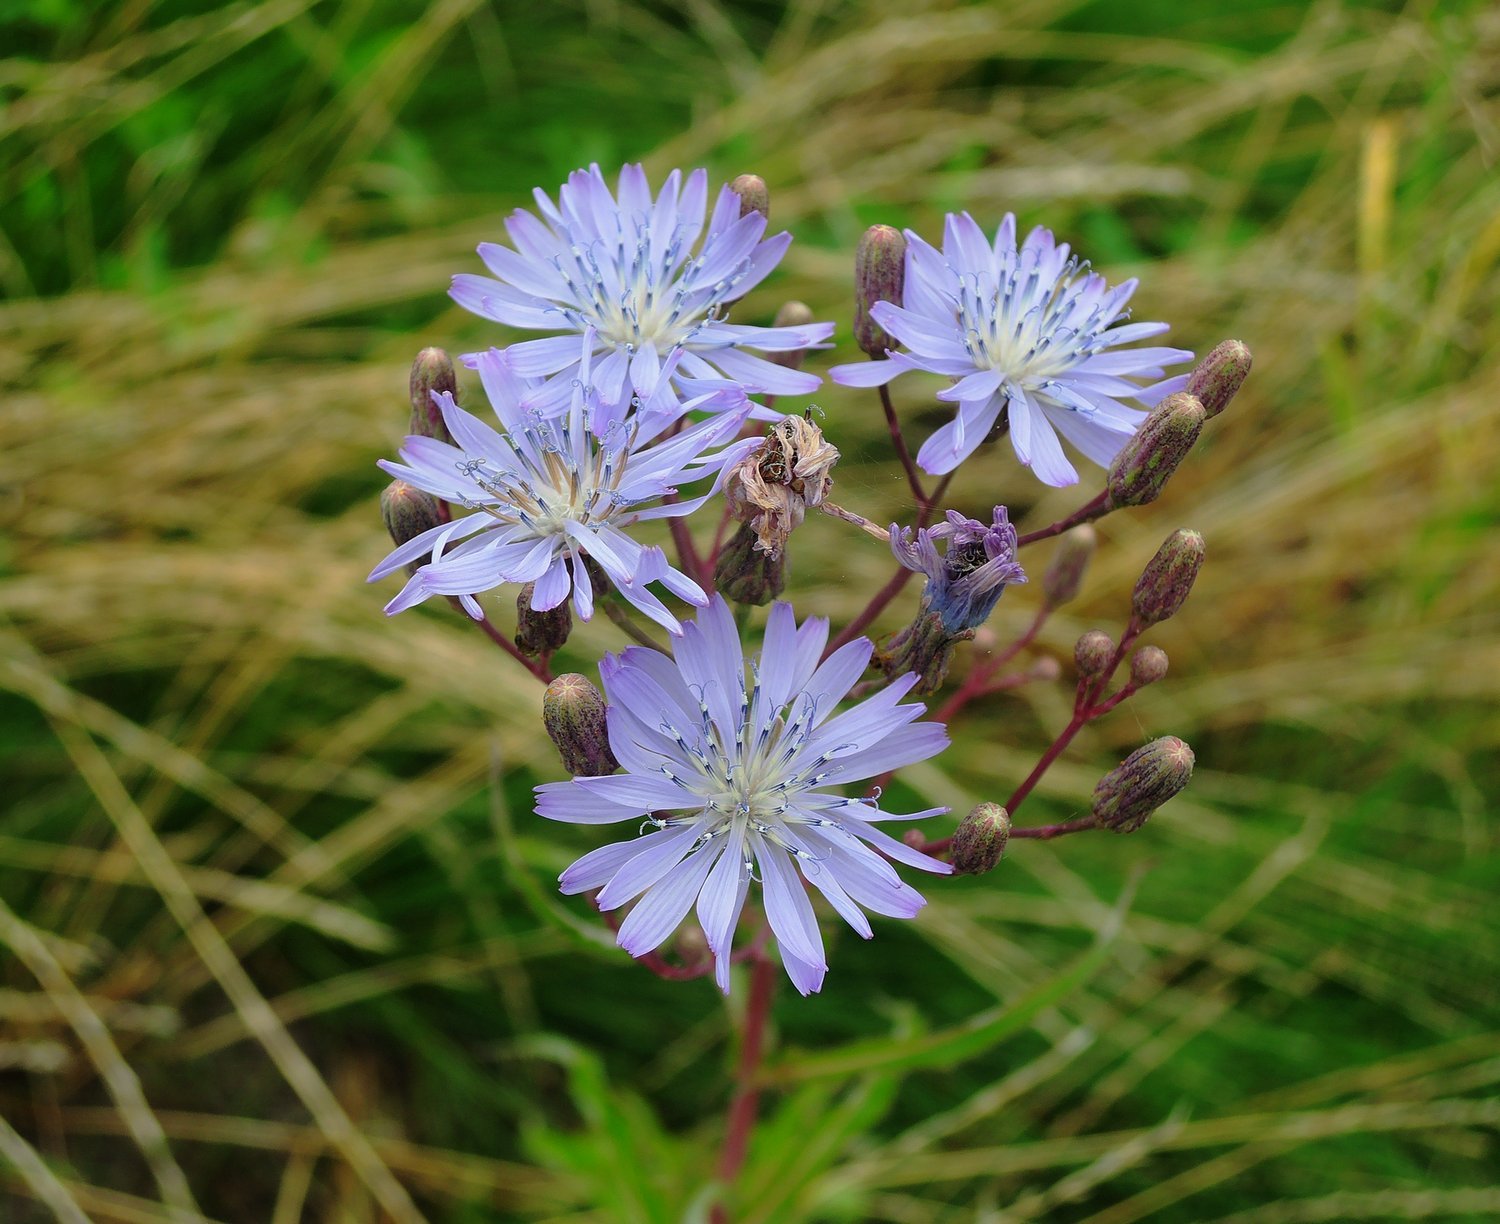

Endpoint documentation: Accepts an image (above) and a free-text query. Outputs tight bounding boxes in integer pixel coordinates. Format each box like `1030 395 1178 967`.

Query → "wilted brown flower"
724 415 839 558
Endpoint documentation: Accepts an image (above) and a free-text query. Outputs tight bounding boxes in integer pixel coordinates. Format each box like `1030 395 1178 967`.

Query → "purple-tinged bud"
902 829 927 850
515 584 572 658
1107 393 1205 510
1074 630 1114 679
1042 525 1096 609
381 480 443 576
1187 339 1252 419
409 347 457 444
1129 646 1169 687
1131 529 1205 628
951 803 1011 875
729 173 770 222
713 522 788 606
854 224 906 357
766 301 815 370
1092 736 1195 833
542 674 618 777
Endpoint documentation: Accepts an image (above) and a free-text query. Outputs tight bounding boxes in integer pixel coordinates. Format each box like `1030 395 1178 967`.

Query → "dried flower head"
724 414 840 558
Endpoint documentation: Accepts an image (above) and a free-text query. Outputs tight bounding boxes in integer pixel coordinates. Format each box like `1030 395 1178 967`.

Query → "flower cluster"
371 162 1237 998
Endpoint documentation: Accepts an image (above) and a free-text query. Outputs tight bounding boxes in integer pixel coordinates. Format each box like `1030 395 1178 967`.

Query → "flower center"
954 255 1119 388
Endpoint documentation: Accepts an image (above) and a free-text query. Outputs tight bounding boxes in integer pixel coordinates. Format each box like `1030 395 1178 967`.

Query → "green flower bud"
1041 525 1096 609
766 301 815 370
1129 645 1169 687
854 225 906 358
380 480 443 576
950 803 1010 875
409 347 457 444
1074 630 1115 679
542 674 618 777
1186 339 1252 419
515 584 572 658
713 522 788 606
729 173 770 221
1106 393 1205 509
876 606 971 696
1131 529 1205 628
1092 736 1195 833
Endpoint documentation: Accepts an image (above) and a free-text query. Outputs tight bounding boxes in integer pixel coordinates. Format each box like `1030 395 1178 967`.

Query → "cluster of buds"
367 162 1258 1008
878 509 1027 693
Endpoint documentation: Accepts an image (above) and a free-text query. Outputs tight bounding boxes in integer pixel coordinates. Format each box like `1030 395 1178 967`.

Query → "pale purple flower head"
536 597 953 995
368 341 753 635
451 163 835 418
891 508 1027 634
830 212 1193 486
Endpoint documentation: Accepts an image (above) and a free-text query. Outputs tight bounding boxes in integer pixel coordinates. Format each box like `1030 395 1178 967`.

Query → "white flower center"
459 417 634 537
955 257 1114 388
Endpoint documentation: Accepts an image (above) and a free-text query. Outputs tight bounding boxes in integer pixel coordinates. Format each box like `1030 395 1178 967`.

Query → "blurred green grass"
1 0 1497 1221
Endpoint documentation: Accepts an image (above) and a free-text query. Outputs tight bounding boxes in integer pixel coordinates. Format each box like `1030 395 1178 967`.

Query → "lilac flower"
891 508 1027 635
451 163 835 417
368 343 752 635
536 597 953 995
830 212 1193 486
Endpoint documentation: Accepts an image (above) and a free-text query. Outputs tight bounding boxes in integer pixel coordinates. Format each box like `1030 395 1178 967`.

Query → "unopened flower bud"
724 415 839 558
854 225 906 357
1092 736 1195 833
1131 529 1205 628
409 347 457 443
1186 339 1252 419
515 584 572 658
1042 525 1096 608
950 803 1011 875
766 301 816 370
1074 630 1114 678
713 522 787 605
902 829 927 850
729 173 769 221
542 674 618 777
380 480 443 575
1107 393 1205 509
1129 646 1169 687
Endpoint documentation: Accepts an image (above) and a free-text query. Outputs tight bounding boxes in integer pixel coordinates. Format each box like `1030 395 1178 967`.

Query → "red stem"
714 955 778 1221
879 383 927 507
933 605 1049 724
450 598 552 683
1016 490 1110 547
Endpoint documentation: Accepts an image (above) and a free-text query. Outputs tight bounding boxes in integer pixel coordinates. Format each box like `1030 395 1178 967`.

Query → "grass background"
1 0 1497 1220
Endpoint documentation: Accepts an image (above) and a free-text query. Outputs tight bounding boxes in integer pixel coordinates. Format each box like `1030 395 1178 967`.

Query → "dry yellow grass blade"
0 1111 93 1224
0 895 201 1221
39 716 427 1224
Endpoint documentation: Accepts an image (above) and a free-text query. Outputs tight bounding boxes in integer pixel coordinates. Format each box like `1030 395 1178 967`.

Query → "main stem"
714 954 778 1222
